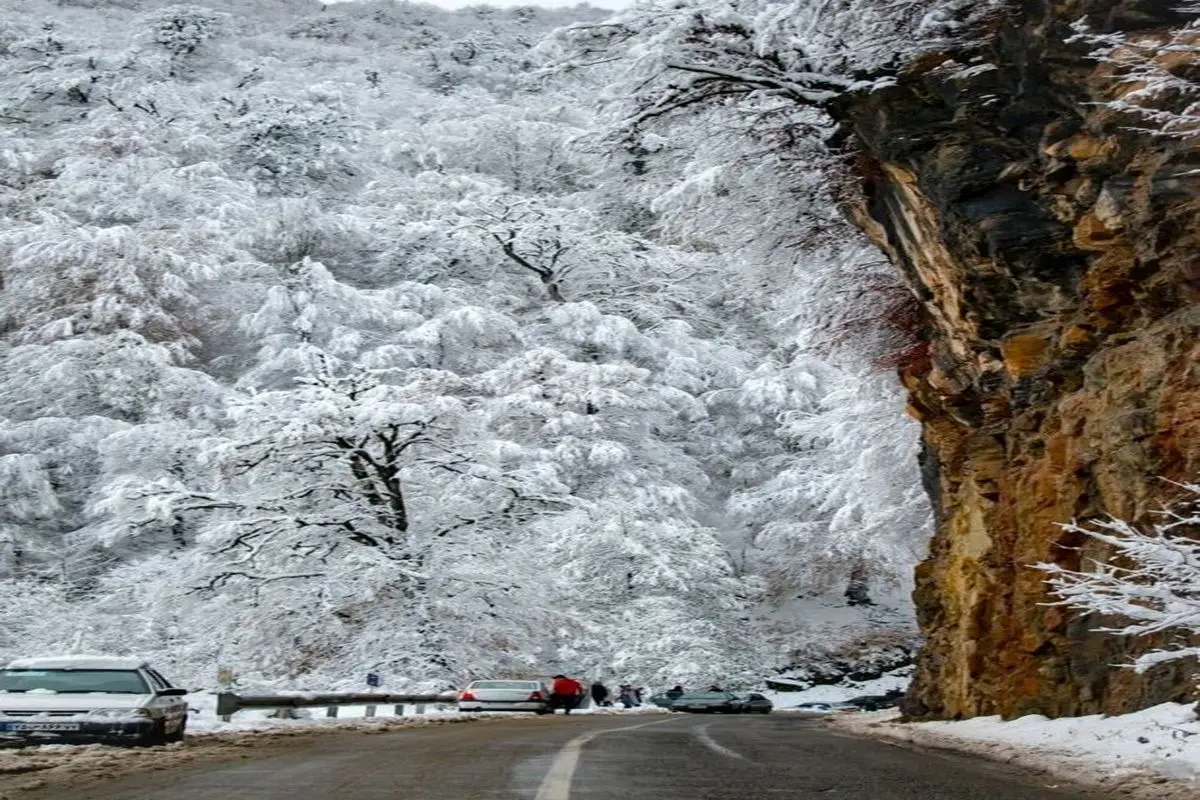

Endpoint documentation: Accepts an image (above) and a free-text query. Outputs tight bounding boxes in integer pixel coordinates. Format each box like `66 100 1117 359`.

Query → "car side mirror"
157 688 188 697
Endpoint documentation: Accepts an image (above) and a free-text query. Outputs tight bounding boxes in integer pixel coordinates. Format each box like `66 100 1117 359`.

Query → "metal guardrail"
215 692 458 722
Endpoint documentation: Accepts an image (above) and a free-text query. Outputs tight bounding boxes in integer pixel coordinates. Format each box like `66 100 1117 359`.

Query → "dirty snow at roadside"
833 702 1200 798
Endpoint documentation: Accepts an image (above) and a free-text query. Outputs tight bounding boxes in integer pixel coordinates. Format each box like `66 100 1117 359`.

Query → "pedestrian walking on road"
590 681 610 708
666 684 684 701
617 684 637 708
550 674 585 714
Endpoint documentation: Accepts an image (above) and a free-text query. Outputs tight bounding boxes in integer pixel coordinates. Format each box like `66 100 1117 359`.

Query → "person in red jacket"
550 674 584 714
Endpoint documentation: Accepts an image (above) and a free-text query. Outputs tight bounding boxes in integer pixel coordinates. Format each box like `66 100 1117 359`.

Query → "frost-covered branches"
0 0 931 687
1072 3 1200 139
1039 483 1200 671
556 0 1006 128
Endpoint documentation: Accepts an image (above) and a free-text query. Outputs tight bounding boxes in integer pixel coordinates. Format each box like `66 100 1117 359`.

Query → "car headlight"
85 708 153 719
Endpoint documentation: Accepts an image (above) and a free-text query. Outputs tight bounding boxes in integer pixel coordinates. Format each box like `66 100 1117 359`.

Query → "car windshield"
470 681 538 690
679 692 733 700
0 669 149 694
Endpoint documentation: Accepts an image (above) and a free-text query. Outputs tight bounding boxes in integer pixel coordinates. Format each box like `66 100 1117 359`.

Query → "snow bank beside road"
832 703 1200 799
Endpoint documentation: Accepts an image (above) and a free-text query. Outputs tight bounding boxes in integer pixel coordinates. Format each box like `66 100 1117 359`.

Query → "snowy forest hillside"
0 0 928 690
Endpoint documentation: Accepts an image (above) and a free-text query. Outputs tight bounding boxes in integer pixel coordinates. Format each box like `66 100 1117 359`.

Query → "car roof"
5 655 147 671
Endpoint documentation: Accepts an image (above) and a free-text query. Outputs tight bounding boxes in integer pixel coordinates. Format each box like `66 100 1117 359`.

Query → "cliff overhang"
836 0 1200 719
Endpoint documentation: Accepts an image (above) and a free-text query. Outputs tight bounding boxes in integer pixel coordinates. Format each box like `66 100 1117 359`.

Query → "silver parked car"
457 680 551 714
0 656 189 745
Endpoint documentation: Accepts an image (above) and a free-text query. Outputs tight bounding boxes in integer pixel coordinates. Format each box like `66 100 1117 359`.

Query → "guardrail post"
393 703 405 716
415 703 426 715
216 692 239 722
326 706 338 718
364 705 376 718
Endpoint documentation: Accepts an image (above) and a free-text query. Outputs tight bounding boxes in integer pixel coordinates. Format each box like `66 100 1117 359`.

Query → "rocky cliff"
839 0 1200 718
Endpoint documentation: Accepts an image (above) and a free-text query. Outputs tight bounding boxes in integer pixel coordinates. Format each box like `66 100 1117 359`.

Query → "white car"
0 656 189 745
457 680 551 713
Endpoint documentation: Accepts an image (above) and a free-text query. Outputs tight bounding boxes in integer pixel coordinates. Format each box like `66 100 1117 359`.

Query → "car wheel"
142 720 168 747
165 719 186 743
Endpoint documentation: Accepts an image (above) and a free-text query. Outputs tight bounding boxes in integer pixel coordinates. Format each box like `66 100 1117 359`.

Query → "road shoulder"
0 715 495 798
826 708 1198 800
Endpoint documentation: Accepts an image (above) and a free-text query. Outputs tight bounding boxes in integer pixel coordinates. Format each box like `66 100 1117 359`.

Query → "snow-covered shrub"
1039 482 1200 672
140 4 228 59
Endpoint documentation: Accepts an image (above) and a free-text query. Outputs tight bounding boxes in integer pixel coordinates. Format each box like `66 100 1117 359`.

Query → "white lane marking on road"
695 722 747 762
534 717 679 800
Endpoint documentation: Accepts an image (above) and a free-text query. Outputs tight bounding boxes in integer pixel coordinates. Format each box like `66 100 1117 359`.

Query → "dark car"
737 692 773 714
844 690 904 711
670 691 744 713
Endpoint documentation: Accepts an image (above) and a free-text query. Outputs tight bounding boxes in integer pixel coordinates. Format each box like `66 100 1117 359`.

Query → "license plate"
2 722 81 732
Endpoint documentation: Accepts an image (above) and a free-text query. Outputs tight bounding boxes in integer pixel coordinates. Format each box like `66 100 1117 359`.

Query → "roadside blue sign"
366 672 380 687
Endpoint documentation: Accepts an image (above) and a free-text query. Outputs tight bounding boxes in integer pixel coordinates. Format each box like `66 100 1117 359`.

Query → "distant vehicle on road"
0 656 189 746
457 680 552 714
737 692 774 714
671 691 746 713
659 691 774 714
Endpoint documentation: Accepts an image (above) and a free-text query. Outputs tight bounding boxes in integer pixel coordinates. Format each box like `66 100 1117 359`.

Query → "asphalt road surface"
24 713 1110 800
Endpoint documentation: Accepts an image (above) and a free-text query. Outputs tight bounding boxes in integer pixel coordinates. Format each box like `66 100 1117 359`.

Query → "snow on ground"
765 670 911 708
832 703 1200 800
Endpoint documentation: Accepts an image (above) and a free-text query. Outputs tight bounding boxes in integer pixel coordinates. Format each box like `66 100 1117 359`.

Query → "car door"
145 669 187 732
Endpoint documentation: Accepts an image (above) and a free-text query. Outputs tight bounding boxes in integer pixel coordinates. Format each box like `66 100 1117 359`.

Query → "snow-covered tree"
134 4 230 79
0 0 935 688
1039 483 1200 672
553 0 1005 124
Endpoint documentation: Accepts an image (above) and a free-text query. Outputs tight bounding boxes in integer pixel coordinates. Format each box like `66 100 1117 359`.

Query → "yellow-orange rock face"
840 1 1200 718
